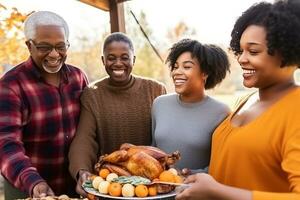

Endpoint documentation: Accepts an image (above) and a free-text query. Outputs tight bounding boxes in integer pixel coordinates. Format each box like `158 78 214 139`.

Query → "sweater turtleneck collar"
107 75 136 91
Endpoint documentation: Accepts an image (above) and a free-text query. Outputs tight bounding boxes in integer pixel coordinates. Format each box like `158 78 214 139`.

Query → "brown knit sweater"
68 75 166 178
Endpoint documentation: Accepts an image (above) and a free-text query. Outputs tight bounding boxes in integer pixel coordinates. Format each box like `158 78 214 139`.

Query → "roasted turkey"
95 143 180 180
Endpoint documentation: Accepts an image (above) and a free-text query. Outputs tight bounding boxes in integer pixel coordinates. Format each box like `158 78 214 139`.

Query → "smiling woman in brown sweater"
68 32 166 197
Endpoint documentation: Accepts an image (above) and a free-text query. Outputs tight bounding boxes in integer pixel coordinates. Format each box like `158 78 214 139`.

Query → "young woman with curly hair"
176 0 300 199
152 39 230 176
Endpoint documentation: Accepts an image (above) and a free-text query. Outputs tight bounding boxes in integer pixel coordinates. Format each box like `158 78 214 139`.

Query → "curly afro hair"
166 39 230 90
230 0 300 68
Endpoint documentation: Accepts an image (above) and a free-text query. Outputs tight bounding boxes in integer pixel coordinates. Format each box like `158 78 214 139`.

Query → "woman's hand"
32 181 55 198
76 169 92 197
175 173 252 200
175 173 219 200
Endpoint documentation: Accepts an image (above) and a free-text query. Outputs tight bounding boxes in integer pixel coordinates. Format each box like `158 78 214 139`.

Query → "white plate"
83 185 176 199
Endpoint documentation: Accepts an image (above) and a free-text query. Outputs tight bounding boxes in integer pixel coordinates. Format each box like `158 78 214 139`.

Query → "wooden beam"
109 0 126 33
78 0 110 11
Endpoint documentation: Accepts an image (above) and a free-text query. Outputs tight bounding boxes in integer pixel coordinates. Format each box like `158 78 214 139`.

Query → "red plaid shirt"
0 58 88 195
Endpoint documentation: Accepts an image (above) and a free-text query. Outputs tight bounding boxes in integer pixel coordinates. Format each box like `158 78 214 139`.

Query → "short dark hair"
230 0 300 68
103 32 134 52
166 39 230 89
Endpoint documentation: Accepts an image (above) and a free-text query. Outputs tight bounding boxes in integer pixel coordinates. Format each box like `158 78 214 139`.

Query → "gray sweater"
152 93 229 172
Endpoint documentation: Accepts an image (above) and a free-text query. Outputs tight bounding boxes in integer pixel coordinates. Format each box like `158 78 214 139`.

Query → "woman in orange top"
176 0 300 200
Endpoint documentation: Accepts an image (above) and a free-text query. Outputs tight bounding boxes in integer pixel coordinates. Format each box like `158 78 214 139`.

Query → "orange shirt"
209 88 300 200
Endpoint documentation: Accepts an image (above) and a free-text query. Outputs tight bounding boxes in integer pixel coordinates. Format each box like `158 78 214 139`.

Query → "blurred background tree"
67 34 107 83
167 21 197 43
0 4 29 74
126 10 167 83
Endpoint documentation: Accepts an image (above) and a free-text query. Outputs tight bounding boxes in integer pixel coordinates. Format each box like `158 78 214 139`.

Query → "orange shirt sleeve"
253 191 300 200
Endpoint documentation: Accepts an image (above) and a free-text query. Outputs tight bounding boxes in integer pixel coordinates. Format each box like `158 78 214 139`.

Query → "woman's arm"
176 173 300 200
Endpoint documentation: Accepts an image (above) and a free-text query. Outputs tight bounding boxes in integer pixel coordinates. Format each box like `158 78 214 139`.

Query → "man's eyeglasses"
29 40 70 54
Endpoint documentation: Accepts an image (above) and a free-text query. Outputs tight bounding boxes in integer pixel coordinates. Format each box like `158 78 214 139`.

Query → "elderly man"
0 11 88 198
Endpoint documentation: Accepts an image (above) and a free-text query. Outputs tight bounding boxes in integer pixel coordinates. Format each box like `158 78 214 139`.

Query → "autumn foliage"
0 4 30 75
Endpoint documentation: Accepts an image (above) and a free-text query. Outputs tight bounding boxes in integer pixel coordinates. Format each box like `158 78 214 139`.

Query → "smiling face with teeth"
238 25 289 89
171 52 207 102
102 41 135 86
27 25 67 74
